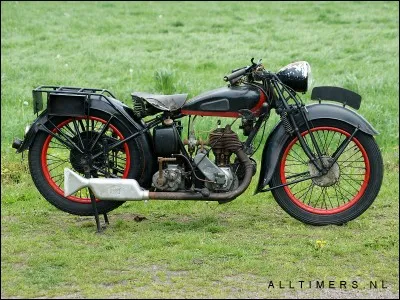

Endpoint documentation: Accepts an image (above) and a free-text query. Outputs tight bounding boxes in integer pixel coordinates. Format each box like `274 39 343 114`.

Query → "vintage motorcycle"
12 58 383 229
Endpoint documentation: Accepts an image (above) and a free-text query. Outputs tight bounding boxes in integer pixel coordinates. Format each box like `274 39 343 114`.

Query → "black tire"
270 119 383 225
28 110 152 216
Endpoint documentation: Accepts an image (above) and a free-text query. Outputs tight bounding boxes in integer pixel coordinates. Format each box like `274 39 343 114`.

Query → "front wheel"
270 119 383 225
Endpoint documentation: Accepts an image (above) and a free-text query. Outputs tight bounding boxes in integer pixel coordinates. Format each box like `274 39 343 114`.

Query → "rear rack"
32 85 117 114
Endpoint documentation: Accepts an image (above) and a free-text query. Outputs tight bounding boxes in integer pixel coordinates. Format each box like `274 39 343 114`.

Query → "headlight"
276 61 311 93
306 62 313 92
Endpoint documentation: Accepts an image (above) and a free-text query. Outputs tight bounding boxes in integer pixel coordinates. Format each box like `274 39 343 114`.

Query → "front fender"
255 103 378 193
302 103 378 135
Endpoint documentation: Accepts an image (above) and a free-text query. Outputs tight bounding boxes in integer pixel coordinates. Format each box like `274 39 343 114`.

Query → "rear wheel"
29 111 150 215
270 119 383 225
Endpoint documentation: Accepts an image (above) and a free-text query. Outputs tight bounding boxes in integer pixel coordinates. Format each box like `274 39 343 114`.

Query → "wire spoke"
324 130 337 155
289 181 301 189
87 120 101 145
89 118 113 151
298 183 314 200
312 187 325 208
78 119 86 132
340 176 362 193
46 153 69 163
333 184 342 206
338 151 363 165
325 187 334 208
340 173 366 176
336 182 355 198
285 162 306 167
340 144 358 155
314 130 326 154
340 166 366 170
319 187 328 209
287 153 306 164
337 159 364 163
92 165 119 178
335 134 345 154
47 159 66 166
72 118 85 151
341 173 364 183
293 185 312 196
286 171 310 180
334 183 348 204
306 184 315 205
49 139 70 149
63 123 77 137
48 160 68 173
288 148 308 165
50 173 65 179
340 159 365 169
48 145 71 150
320 131 330 155
48 119 83 152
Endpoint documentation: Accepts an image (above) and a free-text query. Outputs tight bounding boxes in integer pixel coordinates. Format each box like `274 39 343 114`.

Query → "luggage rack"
32 85 117 114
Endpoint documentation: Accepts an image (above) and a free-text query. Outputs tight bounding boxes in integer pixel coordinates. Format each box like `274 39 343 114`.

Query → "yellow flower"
315 240 327 249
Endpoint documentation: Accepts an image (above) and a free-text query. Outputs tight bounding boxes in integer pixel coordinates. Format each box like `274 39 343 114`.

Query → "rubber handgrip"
224 67 247 81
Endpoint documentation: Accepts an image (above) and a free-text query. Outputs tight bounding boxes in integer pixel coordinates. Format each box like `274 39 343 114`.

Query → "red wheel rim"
41 116 131 204
280 126 370 215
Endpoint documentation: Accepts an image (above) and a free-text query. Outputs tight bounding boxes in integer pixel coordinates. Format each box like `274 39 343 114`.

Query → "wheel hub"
308 156 340 187
69 132 105 173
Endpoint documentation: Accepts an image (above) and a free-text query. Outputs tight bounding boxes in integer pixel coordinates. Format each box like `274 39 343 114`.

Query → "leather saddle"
131 92 188 111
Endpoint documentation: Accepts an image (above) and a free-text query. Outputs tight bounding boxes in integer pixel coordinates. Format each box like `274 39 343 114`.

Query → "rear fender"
255 103 378 193
17 95 153 155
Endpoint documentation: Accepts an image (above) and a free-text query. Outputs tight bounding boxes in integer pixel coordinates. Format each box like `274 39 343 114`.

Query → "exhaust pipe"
64 148 253 202
64 168 149 201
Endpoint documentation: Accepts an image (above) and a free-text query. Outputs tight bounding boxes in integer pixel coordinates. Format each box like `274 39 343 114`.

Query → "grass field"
1 1 399 299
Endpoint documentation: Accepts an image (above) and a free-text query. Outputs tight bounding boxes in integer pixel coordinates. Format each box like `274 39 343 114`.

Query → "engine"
152 162 185 191
151 123 243 193
193 125 241 192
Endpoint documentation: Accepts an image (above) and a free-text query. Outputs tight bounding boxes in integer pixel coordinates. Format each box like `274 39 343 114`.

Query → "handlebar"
223 67 248 82
223 58 265 83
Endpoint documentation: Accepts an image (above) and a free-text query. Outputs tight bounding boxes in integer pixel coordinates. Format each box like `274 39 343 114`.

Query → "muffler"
64 148 253 202
63 168 149 201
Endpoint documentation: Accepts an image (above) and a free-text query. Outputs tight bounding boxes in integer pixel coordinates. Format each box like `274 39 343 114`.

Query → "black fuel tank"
181 85 264 117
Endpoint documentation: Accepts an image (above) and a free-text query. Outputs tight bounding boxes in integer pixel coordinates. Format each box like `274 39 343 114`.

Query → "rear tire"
270 119 383 225
28 111 152 216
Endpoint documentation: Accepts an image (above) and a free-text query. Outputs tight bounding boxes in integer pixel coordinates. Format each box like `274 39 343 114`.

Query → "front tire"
270 119 383 225
28 111 152 216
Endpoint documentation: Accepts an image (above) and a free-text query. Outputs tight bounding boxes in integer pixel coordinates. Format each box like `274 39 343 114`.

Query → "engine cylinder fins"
209 125 242 166
209 125 242 151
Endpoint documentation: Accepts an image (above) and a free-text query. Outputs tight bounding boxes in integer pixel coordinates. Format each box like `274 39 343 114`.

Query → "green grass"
1 1 399 298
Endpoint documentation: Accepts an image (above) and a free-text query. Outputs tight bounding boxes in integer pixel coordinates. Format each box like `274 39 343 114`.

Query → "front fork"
284 107 324 173
283 105 359 175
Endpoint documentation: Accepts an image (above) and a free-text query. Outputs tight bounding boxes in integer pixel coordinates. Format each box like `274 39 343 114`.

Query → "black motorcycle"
12 58 383 230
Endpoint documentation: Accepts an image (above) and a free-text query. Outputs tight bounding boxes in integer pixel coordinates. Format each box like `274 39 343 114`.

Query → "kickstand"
104 213 109 225
84 167 108 233
88 188 103 233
